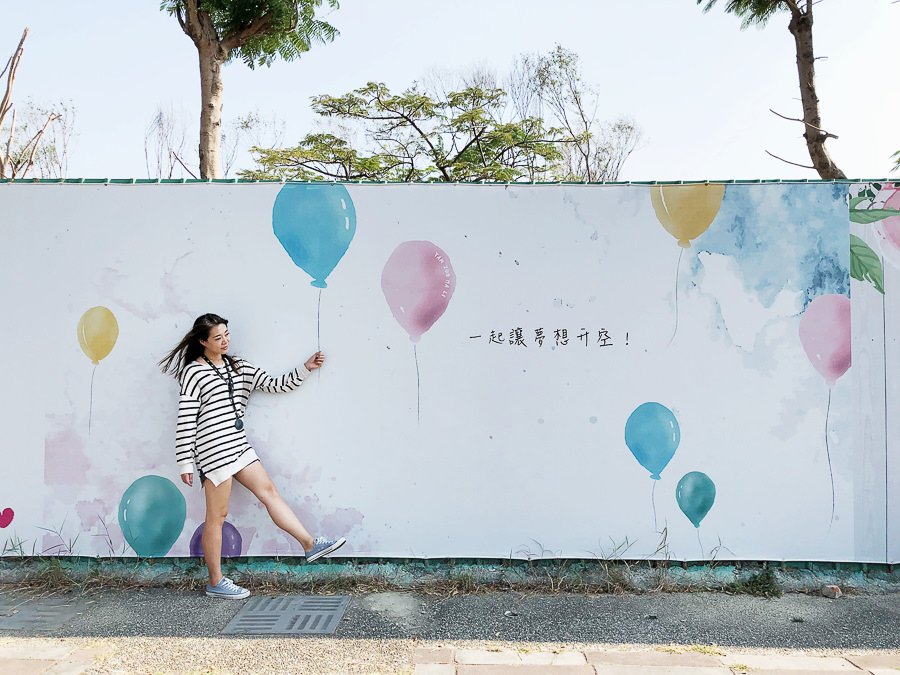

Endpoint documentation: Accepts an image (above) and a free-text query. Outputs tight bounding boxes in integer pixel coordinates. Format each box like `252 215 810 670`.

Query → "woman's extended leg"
234 462 315 552
202 476 232 586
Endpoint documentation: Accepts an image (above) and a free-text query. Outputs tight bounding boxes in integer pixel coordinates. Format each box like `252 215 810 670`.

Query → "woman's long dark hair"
158 313 239 379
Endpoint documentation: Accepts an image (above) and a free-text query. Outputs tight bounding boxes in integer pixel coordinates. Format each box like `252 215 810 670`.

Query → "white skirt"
202 448 260 488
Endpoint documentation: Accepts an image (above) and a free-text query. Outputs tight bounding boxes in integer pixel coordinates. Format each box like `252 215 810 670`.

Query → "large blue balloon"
624 402 680 479
118 475 186 557
676 471 716 528
273 183 356 288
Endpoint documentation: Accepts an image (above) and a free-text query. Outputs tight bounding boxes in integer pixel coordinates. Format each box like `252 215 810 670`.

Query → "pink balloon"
382 241 456 342
874 187 900 268
798 294 851 387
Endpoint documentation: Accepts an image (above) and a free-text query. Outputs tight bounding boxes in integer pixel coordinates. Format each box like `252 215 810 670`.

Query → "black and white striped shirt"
176 358 310 483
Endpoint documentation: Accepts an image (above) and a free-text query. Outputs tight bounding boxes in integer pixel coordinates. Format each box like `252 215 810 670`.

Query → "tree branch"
1 29 27 127
783 0 804 18
765 149 815 169
221 14 275 53
19 112 59 179
172 152 198 179
769 108 838 139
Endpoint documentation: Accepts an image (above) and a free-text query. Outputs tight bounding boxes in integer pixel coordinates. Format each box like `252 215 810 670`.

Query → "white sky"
1 0 897 180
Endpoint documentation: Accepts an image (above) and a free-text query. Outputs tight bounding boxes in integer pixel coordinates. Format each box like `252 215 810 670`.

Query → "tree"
510 46 641 183
1 29 74 180
698 0 846 179
221 109 285 177
241 82 565 182
241 47 641 183
145 104 193 179
161 1 339 179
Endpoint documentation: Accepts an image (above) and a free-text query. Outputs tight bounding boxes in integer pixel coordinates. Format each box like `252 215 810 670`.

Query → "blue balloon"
118 475 186 557
676 471 716 528
273 183 356 288
624 402 680 479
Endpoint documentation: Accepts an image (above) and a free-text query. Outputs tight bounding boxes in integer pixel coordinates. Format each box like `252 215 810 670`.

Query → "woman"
159 313 345 599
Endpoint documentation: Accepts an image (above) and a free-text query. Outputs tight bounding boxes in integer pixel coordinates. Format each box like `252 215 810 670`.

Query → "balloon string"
826 387 835 531
667 248 684 348
697 527 704 559
89 364 96 436
883 261 889 563
317 288 322 383
651 480 657 532
414 344 420 426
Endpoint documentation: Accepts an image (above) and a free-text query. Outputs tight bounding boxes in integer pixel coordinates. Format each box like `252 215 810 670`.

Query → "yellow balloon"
77 306 119 365
650 183 726 248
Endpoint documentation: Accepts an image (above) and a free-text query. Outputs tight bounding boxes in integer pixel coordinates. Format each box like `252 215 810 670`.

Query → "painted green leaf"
849 234 885 294
849 208 900 224
849 197 868 210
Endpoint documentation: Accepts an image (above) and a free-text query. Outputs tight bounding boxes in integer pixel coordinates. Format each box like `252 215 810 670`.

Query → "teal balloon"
273 183 356 288
624 402 680 479
118 475 186 557
676 471 716 528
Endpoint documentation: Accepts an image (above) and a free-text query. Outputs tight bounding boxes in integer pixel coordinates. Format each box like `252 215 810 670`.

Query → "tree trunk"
788 9 845 179
197 42 225 179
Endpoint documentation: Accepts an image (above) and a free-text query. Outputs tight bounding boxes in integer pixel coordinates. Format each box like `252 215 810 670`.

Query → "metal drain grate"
222 595 350 635
0 596 83 630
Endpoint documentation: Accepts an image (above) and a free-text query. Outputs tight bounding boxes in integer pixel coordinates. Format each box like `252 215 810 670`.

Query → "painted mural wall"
0 181 897 562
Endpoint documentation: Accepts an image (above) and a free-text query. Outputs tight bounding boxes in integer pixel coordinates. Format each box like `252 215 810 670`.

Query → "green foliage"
892 149 900 174
240 81 565 182
160 0 339 68
240 45 641 182
697 0 791 29
849 234 884 295
849 182 900 224
723 568 782 597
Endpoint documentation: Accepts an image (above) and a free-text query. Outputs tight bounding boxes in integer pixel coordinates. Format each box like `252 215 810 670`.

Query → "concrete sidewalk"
414 646 900 674
2 587 900 673
4 639 900 674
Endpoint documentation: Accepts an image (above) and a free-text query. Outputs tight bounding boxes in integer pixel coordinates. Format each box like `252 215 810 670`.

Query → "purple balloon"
189 521 243 558
381 241 456 343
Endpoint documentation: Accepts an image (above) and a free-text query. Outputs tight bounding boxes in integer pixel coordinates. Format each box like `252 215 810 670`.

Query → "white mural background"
0 181 895 562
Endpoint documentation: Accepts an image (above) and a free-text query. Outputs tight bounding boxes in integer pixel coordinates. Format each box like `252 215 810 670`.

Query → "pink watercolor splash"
381 241 456 342
874 187 900 268
320 506 364 538
799 294 851 387
45 419 89 487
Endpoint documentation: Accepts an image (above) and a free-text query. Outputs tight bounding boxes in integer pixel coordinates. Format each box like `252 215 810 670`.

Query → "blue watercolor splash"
690 183 849 309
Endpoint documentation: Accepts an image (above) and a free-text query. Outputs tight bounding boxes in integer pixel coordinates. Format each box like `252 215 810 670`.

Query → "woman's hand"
181 473 193 487
305 351 325 371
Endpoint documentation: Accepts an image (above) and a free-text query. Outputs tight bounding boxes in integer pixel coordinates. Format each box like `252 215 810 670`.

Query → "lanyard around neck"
202 356 244 429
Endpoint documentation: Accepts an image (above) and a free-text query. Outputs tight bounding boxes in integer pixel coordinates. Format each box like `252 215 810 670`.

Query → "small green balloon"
676 471 716 528
118 475 186 556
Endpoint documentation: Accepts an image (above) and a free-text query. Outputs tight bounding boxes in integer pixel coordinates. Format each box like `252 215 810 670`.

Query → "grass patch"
657 643 726 656
723 568 782 597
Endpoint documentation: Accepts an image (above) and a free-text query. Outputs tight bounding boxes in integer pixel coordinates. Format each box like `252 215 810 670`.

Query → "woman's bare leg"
234 462 315 551
202 476 232 586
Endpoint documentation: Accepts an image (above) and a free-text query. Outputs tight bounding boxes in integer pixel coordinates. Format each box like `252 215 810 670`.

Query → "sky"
1 0 897 181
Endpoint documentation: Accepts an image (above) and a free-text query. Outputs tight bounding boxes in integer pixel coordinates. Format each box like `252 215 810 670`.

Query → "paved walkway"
4 641 900 674
2 588 900 673
0 640 110 675
413 647 900 674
